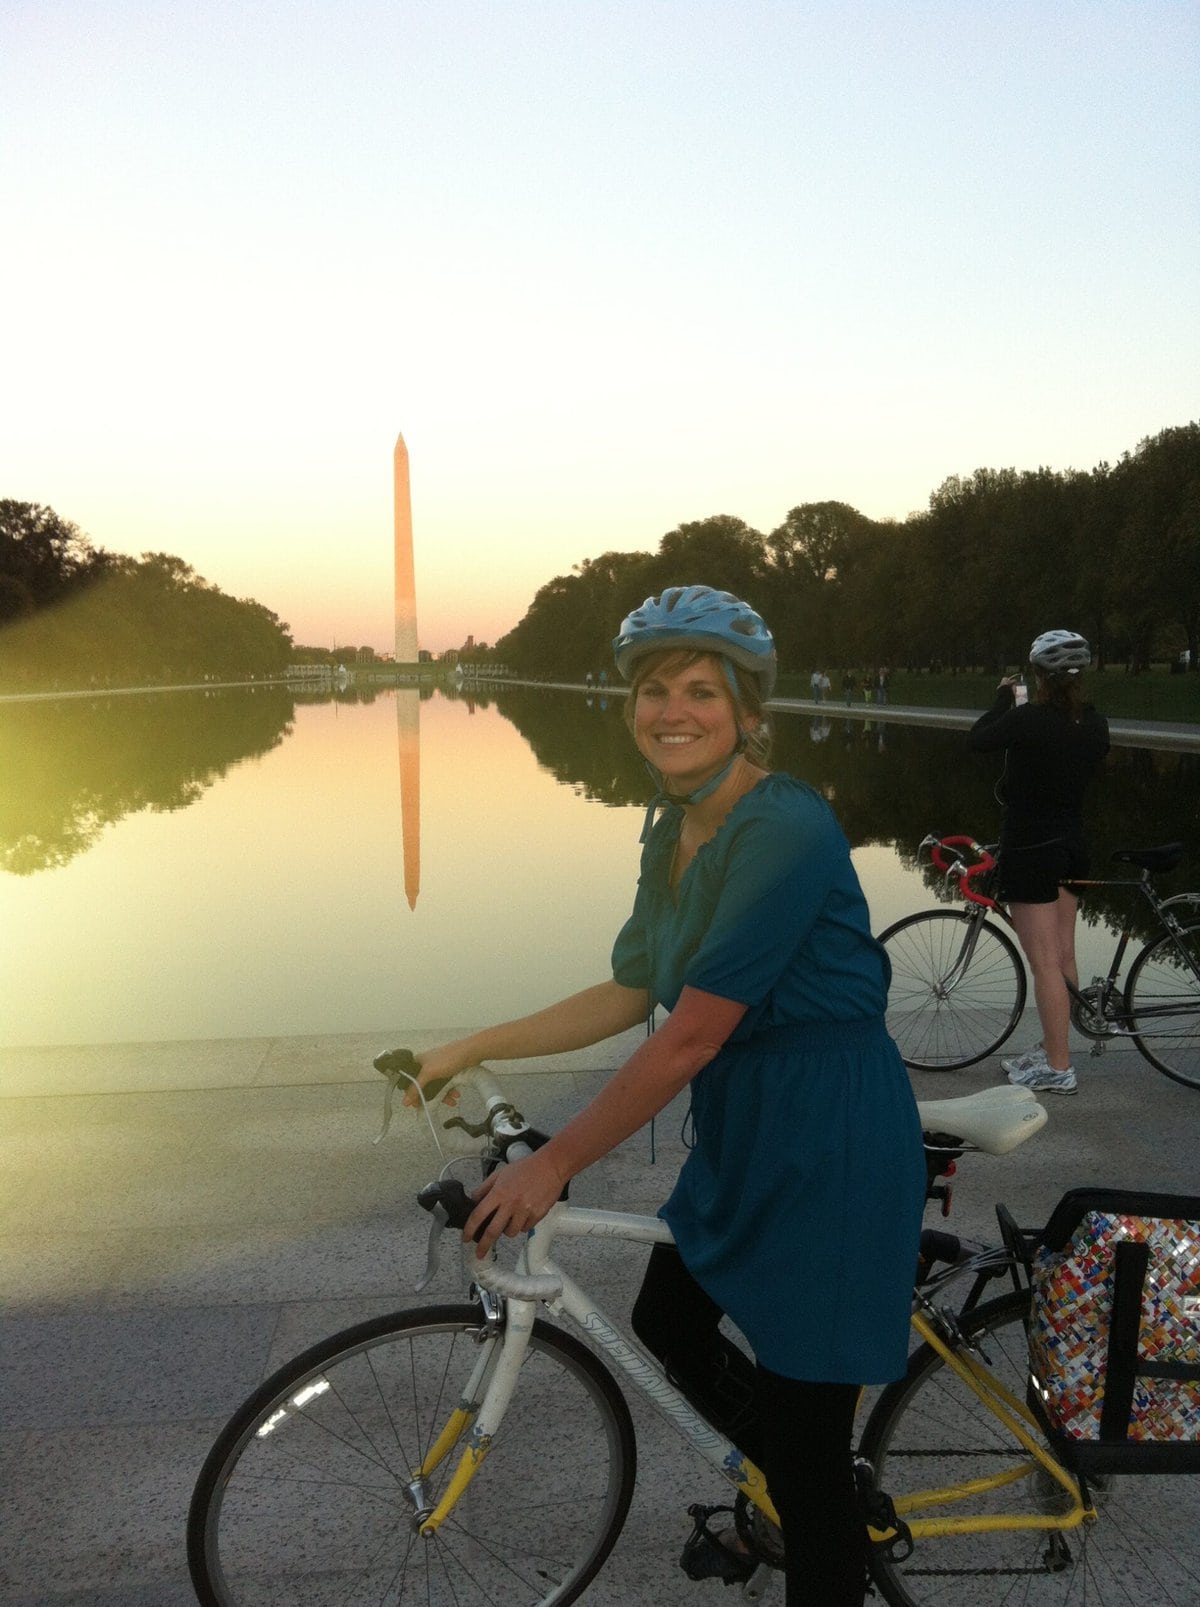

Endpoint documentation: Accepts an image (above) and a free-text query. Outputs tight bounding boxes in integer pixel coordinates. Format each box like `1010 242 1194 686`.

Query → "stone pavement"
1 1026 1197 1605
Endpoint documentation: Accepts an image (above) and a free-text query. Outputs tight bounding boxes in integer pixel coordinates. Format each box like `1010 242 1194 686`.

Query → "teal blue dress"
612 773 926 1384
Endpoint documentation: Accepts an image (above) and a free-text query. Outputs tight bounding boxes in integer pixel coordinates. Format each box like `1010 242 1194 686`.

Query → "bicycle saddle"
1110 842 1184 872
915 1086 1048 1155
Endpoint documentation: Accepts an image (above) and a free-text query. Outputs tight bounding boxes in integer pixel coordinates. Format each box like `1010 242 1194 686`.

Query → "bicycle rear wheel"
861 1291 1200 1605
1125 921 1200 1091
188 1303 637 1606
879 910 1026 1069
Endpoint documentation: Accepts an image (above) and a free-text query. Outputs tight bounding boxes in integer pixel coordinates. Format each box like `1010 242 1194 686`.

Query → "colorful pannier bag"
1028 1189 1200 1463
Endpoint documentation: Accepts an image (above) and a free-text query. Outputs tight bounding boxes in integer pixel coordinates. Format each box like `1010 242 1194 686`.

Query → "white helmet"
1029 630 1091 674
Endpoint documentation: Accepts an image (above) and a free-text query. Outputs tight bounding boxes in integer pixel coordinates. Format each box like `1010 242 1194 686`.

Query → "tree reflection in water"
488 686 1199 948
0 688 296 875
3 683 1195 956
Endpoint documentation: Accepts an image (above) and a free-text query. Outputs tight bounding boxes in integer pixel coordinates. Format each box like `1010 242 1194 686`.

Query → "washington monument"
393 432 418 663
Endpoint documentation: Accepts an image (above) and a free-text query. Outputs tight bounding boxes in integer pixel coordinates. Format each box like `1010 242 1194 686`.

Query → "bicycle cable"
374 1060 463 1174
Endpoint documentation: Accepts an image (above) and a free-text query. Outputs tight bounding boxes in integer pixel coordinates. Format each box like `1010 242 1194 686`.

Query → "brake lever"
415 1201 450 1294
443 1103 523 1140
414 1179 483 1294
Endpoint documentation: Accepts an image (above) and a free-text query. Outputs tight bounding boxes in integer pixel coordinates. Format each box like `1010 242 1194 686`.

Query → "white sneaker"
1001 1043 1046 1076
1007 1062 1078 1095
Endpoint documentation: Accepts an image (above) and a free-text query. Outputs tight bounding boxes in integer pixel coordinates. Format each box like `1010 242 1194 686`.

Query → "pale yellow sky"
2 1 1196 653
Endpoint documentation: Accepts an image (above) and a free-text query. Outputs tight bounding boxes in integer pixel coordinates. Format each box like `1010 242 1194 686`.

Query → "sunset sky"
2 1 1196 654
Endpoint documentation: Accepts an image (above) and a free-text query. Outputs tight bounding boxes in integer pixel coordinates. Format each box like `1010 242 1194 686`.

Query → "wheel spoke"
881 912 1026 1069
862 1292 1200 1605
189 1307 636 1606
1127 923 1200 1090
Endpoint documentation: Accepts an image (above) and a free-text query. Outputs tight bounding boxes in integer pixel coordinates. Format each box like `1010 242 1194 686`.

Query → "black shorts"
999 838 1089 905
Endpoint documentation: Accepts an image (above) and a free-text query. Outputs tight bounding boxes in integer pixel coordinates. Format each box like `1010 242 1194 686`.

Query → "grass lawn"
775 669 1200 723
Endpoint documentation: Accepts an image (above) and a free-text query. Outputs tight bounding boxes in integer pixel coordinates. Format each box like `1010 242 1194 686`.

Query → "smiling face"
630 651 753 794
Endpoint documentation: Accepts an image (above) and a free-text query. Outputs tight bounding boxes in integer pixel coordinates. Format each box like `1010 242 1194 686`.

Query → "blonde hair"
623 649 772 767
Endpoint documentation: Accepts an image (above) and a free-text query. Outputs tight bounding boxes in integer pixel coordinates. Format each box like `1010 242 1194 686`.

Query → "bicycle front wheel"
188 1303 637 1607
861 1291 1200 1605
880 910 1026 1069
1126 921 1200 1091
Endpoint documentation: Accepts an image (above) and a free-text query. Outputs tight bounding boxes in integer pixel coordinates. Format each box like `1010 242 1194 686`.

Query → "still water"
1 685 1196 1048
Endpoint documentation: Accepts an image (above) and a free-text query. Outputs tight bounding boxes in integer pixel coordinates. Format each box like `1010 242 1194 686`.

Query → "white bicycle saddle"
915 1085 1047 1155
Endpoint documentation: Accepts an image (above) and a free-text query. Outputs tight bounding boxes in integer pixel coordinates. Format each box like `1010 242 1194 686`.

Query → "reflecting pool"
1 685 1195 1048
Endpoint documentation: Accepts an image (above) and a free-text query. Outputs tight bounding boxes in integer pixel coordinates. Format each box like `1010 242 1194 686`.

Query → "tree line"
493 423 1200 681
0 501 293 688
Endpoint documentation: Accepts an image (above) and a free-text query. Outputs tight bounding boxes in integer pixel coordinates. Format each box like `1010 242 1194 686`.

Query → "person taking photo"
966 629 1110 1094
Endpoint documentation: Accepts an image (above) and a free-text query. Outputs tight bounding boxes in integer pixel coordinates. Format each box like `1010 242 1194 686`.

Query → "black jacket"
966 691 1109 844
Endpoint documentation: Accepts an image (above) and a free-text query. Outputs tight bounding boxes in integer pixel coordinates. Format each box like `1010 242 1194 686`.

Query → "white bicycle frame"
419 1202 779 1542
398 1061 1052 1577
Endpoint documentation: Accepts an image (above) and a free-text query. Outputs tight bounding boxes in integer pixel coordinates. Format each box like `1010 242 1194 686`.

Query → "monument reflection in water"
397 689 420 910
0 688 640 1048
0 685 1195 1050
393 430 421 911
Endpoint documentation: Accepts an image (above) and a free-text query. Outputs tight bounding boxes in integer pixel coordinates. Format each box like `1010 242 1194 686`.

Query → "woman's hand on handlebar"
402 1043 472 1108
464 1150 568 1259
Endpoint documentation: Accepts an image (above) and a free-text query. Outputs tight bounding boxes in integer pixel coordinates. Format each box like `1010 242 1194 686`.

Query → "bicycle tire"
879 910 1026 1069
860 1289 1200 1605
1125 920 1200 1091
187 1303 637 1607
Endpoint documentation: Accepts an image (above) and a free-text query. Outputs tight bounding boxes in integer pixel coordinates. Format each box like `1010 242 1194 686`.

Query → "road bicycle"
879 834 1200 1089
187 1050 1199 1605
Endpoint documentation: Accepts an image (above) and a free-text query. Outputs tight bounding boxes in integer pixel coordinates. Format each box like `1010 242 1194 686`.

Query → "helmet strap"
717 655 741 701
638 753 741 843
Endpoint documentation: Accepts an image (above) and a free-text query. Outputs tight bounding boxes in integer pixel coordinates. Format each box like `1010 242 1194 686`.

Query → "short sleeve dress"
612 773 926 1385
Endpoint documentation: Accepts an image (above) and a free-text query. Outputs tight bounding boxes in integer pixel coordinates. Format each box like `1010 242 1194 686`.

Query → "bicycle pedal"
680 1504 756 1585
854 1457 913 1561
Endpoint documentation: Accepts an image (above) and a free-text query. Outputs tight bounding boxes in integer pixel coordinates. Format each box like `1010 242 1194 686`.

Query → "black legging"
631 1244 867 1607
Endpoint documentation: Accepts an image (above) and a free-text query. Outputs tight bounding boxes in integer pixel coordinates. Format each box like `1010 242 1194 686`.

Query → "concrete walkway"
508 679 1200 753
766 696 1200 753
2 1025 1198 1604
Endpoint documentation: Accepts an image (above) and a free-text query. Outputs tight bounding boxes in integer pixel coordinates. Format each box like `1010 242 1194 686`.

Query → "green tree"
0 501 109 622
495 572 593 677
0 535 292 689
1113 425 1200 669
492 418 1199 683
650 514 768 605
766 501 876 673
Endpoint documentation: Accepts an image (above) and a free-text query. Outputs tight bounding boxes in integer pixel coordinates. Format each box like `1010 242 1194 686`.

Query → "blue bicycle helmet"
612 585 777 698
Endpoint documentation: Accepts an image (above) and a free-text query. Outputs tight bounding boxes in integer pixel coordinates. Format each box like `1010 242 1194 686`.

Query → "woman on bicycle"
410 585 927 1606
966 629 1110 1095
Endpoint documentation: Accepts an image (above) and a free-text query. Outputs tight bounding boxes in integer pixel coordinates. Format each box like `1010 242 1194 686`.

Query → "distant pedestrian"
841 669 856 706
875 667 890 705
